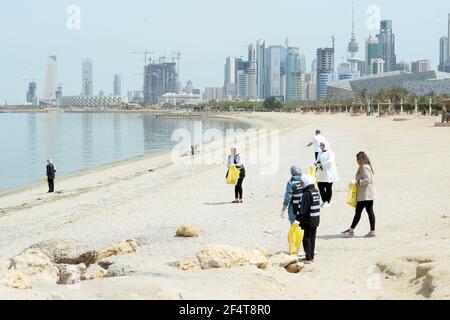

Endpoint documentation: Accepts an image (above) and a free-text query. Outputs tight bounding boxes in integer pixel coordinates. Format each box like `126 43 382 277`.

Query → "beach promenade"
0 113 449 299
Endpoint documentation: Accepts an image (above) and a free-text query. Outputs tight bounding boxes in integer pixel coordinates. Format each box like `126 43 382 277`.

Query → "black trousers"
315 152 319 160
302 225 317 261
235 176 244 199
318 182 333 203
48 179 54 193
351 201 376 231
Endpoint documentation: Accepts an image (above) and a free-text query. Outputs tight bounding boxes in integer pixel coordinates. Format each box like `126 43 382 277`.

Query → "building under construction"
143 61 178 105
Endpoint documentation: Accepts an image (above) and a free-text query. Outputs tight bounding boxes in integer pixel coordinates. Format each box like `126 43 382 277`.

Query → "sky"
0 0 449 104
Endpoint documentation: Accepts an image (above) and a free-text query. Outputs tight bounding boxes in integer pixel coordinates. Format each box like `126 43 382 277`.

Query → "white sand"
0 112 449 300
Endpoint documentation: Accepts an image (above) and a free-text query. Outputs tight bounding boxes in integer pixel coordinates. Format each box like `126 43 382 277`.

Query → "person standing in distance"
46 159 56 193
307 130 327 160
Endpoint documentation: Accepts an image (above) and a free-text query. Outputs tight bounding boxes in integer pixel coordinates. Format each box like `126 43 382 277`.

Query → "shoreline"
0 113 258 197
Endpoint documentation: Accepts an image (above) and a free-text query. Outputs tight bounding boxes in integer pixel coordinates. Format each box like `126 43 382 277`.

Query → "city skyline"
1 0 450 104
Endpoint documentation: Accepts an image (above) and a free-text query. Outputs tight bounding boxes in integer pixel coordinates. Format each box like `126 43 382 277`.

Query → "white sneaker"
322 202 331 208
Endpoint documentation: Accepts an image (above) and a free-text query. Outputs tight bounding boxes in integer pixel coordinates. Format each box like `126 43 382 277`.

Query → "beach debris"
178 260 200 272
26 239 99 267
83 264 107 281
285 262 304 274
96 239 140 262
441 215 449 219
57 264 83 285
176 225 200 238
195 245 267 270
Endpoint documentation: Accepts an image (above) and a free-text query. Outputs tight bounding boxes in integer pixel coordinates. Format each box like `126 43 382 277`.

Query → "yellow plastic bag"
288 224 304 254
226 166 240 185
346 183 358 208
43 176 48 183
308 166 318 188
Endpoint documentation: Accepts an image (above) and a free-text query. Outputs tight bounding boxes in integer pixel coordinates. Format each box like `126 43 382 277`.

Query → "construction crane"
21 78 38 83
129 51 154 66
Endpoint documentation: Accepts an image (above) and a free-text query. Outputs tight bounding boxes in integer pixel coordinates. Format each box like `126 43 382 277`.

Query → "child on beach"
281 166 303 224
296 175 320 264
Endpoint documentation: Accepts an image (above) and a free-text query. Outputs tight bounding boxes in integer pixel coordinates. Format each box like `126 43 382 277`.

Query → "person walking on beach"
46 159 56 193
281 166 303 224
296 175 320 264
226 146 246 203
342 152 376 238
314 140 339 208
307 130 326 160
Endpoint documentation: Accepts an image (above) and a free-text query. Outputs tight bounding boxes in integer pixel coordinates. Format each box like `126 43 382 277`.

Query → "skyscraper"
377 20 396 72
82 59 93 96
286 47 304 102
316 41 335 100
268 45 287 99
448 14 450 60
42 56 58 104
365 34 380 75
26 81 37 104
347 1 360 73
246 44 257 100
143 61 178 104
439 36 448 72
113 74 122 96
224 56 237 98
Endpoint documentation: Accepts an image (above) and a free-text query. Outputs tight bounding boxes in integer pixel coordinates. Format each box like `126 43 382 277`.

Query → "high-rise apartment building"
113 74 122 96
377 20 396 72
26 81 37 104
316 43 335 100
439 36 448 72
143 62 178 104
365 34 380 75
82 59 93 96
286 47 304 101
42 56 58 104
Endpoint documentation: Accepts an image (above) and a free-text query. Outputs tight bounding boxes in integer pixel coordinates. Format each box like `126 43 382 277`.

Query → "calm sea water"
0 112 251 192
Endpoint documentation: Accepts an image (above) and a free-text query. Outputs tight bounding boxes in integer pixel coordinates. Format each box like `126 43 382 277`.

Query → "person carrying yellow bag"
281 165 304 255
226 146 246 203
342 152 376 238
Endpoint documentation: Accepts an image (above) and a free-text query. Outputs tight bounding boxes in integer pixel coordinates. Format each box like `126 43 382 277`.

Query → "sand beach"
0 112 449 300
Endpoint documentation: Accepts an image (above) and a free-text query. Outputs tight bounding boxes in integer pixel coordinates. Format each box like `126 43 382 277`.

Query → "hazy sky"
0 0 449 104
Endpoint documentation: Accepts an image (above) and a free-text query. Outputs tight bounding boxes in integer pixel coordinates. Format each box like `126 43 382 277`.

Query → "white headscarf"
321 140 330 151
301 175 316 188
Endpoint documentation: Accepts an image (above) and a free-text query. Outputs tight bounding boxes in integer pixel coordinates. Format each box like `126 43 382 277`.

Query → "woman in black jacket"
46 159 56 193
